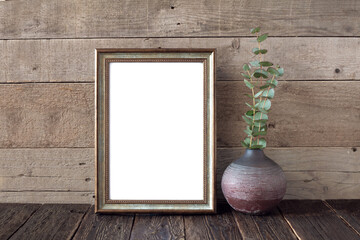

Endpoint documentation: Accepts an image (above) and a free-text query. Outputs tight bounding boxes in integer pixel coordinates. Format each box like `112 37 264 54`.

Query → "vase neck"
243 149 265 159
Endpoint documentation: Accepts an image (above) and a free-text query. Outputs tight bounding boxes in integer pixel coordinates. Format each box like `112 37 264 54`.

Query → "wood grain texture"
1 81 360 148
217 148 360 200
130 215 185 240
0 38 359 83
217 81 360 147
232 208 297 240
9 204 90 240
218 147 360 172
73 206 134 240
279 200 360 240
0 148 94 191
0 0 359 39
326 200 360 235
0 83 94 148
184 205 242 240
0 204 41 239
0 191 95 204
0 147 359 204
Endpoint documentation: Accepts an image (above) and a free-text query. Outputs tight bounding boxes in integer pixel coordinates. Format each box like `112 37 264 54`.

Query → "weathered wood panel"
1 81 359 148
9 204 90 240
0 83 94 148
217 148 360 200
279 200 360 240
130 215 185 240
0 0 359 39
73 206 134 240
218 147 360 172
0 191 95 204
232 208 297 239
1 38 358 83
184 205 242 240
0 148 94 191
0 147 359 203
0 204 41 239
217 81 360 147
326 200 360 235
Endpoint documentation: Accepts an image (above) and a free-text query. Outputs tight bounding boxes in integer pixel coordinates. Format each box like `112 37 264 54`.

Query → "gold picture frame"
95 49 216 213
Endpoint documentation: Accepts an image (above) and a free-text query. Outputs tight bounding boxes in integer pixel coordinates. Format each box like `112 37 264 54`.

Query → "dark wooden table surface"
1 200 359 240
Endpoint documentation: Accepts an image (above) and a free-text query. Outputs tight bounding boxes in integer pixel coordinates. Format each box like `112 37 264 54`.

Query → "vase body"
221 149 286 214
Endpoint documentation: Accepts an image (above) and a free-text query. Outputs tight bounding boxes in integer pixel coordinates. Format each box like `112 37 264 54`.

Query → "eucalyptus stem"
241 27 284 150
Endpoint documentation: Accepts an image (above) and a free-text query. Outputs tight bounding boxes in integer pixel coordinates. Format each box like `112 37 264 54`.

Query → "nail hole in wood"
335 68 340 73
170 6 175 9
85 178 91 182
177 23 181 25
352 147 357 152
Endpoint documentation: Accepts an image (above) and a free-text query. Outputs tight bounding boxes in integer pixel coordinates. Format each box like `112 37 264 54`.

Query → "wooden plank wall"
0 0 359 203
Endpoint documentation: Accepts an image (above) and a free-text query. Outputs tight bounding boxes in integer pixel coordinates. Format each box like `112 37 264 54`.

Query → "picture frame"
95 49 216 213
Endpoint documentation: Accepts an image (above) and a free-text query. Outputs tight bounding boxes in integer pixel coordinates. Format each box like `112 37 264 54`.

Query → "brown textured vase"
221 149 286 214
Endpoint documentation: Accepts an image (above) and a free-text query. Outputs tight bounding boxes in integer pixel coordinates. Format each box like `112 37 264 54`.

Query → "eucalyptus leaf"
257 33 268 42
244 79 254 89
246 110 254 116
249 60 260 67
260 84 270 89
258 138 267 148
245 102 255 109
245 94 254 99
254 112 268 120
241 141 249 148
243 64 250 71
267 79 278 87
254 90 264 98
261 88 275 99
260 61 273 67
267 67 280 76
253 130 267 136
278 67 284 76
241 73 251 79
242 115 253 125
253 49 268 55
253 69 269 78
256 99 271 111
244 126 252 135
250 144 263 149
250 27 260 34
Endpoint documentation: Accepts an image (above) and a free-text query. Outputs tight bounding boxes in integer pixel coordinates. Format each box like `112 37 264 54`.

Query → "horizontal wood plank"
279 200 360 240
1 81 360 148
217 149 360 200
0 148 94 191
218 147 360 172
0 147 359 203
0 38 359 83
326 200 360 235
130 215 185 240
217 81 360 147
0 191 95 204
9 204 90 240
0 204 41 239
184 205 242 240
232 208 297 240
0 83 94 148
73 206 134 240
0 0 359 39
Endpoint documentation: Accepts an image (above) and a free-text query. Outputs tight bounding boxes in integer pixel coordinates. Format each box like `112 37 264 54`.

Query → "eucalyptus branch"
241 27 284 150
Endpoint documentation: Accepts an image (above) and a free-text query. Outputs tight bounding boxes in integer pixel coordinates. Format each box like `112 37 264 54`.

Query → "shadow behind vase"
221 149 286 214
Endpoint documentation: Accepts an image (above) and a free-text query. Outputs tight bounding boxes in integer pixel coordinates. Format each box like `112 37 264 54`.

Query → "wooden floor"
1 200 359 240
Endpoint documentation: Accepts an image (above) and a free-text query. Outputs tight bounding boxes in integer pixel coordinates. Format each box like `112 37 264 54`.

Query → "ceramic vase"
221 149 286 214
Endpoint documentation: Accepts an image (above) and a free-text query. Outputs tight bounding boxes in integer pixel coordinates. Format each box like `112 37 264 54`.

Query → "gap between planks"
323 201 360 237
